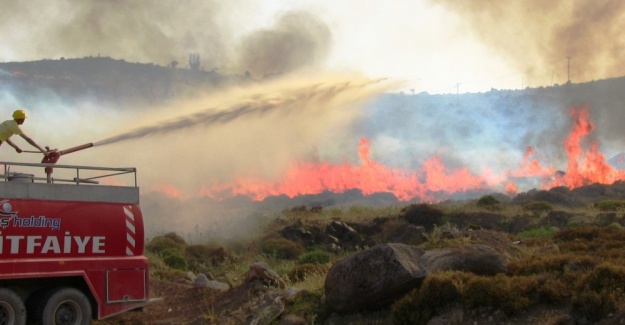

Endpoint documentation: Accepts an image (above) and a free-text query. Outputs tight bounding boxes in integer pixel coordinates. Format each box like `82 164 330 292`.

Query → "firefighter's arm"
19 134 46 153
5 138 22 153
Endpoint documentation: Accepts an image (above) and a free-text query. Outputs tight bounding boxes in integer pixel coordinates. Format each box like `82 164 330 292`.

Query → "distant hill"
0 56 249 107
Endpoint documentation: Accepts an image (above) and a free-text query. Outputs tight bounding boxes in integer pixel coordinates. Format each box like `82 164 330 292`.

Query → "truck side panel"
0 197 149 319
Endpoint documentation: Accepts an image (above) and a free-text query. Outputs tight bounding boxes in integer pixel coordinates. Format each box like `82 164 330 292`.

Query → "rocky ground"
95 182 625 325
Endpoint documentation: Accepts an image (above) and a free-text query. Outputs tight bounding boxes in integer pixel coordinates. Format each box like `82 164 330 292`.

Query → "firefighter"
0 109 47 154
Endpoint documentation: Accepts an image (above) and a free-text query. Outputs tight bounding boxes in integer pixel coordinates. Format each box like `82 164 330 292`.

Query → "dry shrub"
596 212 618 226
401 203 445 231
507 253 598 276
553 226 600 242
537 274 570 304
572 263 625 322
184 244 230 270
582 263 625 293
554 226 625 257
392 271 470 325
420 272 462 306
377 217 410 242
462 274 539 316
261 237 304 260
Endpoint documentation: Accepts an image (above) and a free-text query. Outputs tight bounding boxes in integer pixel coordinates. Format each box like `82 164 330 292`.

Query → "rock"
173 276 192 285
227 289 286 325
420 244 507 275
325 243 342 253
246 262 287 288
324 243 426 312
280 314 307 325
323 313 344 325
551 314 576 325
427 305 464 325
283 287 306 302
280 224 315 245
326 221 357 240
392 225 428 245
205 280 230 291
192 274 210 287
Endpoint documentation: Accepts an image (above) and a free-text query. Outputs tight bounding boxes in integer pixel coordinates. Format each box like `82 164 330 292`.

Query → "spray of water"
93 77 389 147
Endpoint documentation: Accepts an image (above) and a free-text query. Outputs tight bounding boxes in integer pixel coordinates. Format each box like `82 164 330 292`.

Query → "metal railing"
0 161 137 187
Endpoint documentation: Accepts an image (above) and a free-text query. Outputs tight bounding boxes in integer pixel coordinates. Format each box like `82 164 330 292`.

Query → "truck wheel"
39 288 91 325
0 288 26 325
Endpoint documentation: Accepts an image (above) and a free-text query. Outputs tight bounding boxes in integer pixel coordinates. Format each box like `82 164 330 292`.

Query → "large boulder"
324 243 426 312
419 244 507 275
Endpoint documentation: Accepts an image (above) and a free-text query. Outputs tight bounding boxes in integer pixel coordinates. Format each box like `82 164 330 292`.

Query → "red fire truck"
0 144 150 325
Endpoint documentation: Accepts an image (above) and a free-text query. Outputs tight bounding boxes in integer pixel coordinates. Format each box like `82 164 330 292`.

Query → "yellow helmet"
12 109 27 119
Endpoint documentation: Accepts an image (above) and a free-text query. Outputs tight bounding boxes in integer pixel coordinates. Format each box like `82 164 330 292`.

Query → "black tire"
35 288 91 325
0 288 26 325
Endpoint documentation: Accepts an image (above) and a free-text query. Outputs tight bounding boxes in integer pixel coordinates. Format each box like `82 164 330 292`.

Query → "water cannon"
40 143 94 182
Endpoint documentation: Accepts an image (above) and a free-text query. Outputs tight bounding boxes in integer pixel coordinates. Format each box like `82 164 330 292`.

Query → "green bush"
476 195 500 208
261 238 304 260
146 234 186 254
160 247 188 270
298 250 332 265
595 199 625 211
518 227 557 238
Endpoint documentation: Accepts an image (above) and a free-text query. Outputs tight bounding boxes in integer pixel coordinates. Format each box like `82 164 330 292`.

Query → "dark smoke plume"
236 11 332 78
430 0 625 85
0 1 332 76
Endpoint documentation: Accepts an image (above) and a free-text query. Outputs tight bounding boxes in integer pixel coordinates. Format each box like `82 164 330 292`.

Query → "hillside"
0 56 248 107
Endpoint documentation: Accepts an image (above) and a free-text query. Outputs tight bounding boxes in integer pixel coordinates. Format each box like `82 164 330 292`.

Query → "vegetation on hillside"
143 193 625 324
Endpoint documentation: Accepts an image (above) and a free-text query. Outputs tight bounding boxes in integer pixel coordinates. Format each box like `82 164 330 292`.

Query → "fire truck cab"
0 159 149 325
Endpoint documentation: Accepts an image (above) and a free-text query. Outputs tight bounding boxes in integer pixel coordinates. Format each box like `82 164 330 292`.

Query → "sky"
2 1 624 93
0 1 555 94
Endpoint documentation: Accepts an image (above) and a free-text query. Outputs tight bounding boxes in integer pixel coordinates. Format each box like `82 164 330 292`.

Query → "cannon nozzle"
58 143 94 155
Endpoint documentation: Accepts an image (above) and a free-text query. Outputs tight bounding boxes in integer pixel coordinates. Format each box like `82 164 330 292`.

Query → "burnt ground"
94 280 216 325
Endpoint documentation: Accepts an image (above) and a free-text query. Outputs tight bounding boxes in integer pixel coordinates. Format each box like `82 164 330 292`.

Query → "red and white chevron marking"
124 206 136 256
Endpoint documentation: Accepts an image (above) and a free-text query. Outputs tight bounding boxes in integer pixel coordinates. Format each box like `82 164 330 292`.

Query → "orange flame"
151 183 183 198
202 138 487 201
199 106 625 202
